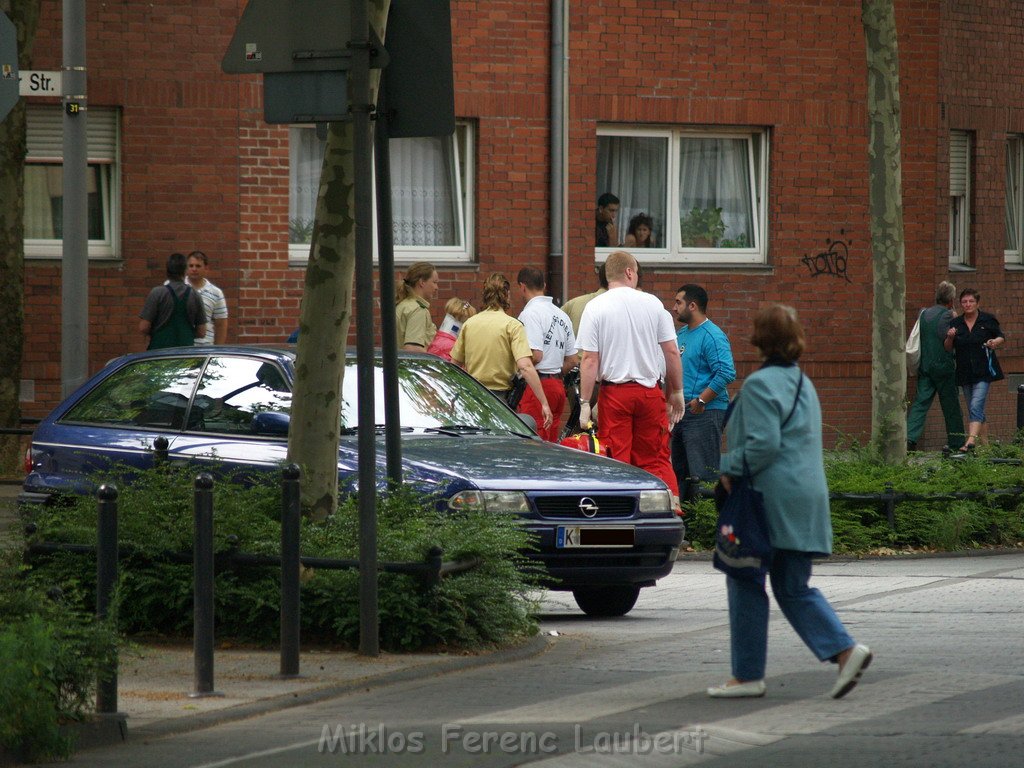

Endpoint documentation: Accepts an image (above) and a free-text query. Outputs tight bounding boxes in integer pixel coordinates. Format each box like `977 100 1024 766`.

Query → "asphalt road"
46 551 1024 768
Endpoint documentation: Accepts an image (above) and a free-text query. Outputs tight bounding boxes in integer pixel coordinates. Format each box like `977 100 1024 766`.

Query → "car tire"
571 584 641 617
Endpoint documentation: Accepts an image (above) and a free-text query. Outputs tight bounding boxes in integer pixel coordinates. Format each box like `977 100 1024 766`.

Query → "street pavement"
5 481 1024 766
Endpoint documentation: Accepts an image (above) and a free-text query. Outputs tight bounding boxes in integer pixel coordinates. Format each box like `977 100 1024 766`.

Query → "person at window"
139 252 207 350
595 192 620 247
561 262 608 336
395 262 439 351
576 251 685 500
671 284 735 500
906 281 964 451
709 304 872 700
944 288 1005 452
185 250 228 345
516 267 578 441
623 212 655 248
450 273 552 430
426 297 476 362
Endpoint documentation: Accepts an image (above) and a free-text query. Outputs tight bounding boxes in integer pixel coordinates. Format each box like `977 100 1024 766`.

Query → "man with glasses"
577 251 685 502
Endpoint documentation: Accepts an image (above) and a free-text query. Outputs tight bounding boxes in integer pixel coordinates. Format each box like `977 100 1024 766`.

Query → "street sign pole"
61 0 88 399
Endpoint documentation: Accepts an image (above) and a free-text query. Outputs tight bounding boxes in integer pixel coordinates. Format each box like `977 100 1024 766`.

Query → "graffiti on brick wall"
802 233 852 283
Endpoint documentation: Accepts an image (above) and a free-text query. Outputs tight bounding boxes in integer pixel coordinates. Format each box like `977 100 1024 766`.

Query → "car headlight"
639 489 671 514
448 490 529 514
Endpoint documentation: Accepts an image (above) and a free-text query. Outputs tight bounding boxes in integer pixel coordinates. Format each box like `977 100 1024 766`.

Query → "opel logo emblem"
578 497 599 518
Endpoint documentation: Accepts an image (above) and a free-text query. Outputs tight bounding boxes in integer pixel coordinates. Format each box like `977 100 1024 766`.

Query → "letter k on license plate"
556 526 635 548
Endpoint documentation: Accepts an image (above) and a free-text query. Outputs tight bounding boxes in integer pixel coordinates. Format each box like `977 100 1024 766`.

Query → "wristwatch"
697 396 706 406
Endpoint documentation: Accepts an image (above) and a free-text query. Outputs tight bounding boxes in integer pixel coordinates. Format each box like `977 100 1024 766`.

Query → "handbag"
906 310 923 376
712 372 804 582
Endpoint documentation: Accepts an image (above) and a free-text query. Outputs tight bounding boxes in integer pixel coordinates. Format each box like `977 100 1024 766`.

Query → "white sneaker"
830 644 873 699
707 679 766 698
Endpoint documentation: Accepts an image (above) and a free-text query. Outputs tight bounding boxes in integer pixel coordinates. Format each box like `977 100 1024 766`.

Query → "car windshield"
340 357 532 436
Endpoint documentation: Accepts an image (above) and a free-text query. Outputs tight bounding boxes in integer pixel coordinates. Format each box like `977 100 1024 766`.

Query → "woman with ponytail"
395 262 439 351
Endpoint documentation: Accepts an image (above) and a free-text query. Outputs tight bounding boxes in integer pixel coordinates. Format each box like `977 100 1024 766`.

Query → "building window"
1005 135 1023 265
949 130 971 267
25 105 120 259
289 122 474 264
596 126 768 265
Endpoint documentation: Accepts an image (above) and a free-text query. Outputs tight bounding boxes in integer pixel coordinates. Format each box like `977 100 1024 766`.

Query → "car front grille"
532 495 636 520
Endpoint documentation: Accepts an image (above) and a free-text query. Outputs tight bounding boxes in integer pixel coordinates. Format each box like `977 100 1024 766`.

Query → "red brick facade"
17 0 1024 448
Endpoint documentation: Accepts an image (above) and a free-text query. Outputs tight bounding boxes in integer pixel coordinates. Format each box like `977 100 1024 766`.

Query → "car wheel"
571 585 641 617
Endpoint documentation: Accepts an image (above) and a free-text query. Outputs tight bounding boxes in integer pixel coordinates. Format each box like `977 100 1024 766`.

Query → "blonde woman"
395 262 439 351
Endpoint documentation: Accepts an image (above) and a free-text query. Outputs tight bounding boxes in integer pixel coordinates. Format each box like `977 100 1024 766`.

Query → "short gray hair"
936 281 956 305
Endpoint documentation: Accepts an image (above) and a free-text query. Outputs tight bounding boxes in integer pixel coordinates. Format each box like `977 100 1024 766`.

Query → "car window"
189 357 292 435
341 357 531 434
62 357 204 429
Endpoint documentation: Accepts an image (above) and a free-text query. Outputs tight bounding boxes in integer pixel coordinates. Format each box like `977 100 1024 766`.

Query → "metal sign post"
0 12 18 122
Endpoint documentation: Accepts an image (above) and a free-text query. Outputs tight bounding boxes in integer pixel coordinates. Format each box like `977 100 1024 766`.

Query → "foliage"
682 445 1024 554
24 466 540 650
0 551 120 763
679 207 726 247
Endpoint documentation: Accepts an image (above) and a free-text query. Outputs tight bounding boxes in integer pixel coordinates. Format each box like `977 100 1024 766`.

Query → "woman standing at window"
944 288 1005 452
395 262 439 352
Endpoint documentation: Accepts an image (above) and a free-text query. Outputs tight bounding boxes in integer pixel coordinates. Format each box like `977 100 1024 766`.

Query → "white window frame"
1005 134 1023 265
288 121 475 265
24 105 120 260
595 125 769 265
949 130 971 267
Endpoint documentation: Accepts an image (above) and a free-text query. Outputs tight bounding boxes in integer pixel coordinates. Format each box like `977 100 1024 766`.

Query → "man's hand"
541 403 553 430
667 391 686 427
579 402 592 430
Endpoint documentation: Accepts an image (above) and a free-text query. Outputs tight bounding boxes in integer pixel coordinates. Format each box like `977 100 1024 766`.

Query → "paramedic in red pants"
576 250 685 501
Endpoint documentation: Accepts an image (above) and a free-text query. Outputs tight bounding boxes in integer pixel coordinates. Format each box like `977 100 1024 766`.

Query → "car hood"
387 434 667 491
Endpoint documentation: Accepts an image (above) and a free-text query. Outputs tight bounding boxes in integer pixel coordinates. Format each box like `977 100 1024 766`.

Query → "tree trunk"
0 0 41 474
862 0 907 462
287 0 391 520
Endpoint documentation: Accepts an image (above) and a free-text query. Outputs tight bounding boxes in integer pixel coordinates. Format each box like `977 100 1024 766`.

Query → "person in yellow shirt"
395 262 439 351
451 273 553 431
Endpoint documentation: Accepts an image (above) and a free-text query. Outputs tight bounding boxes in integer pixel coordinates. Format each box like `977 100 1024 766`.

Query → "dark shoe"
958 442 975 453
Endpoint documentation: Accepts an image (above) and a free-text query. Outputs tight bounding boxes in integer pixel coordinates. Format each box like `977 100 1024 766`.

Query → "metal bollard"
95 483 119 714
1017 384 1024 432
424 546 444 589
279 464 301 678
190 473 222 698
153 436 169 466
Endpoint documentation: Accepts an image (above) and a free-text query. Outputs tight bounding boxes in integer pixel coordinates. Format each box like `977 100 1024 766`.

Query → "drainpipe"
547 0 568 302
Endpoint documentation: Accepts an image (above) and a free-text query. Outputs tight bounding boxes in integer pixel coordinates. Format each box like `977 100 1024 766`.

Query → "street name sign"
19 70 62 96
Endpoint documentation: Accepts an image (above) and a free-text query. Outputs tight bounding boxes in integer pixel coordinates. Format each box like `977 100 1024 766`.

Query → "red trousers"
597 382 679 496
519 377 566 442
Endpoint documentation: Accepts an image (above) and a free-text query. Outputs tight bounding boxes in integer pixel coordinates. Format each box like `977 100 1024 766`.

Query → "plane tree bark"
286 0 391 520
0 0 41 474
862 0 907 462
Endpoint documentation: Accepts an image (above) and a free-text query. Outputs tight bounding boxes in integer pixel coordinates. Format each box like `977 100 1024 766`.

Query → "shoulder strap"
780 369 804 429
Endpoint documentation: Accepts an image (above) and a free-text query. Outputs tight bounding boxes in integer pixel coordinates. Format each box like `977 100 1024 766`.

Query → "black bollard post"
153 436 169 466
424 546 444 589
1017 384 1024 432
279 464 301 678
190 473 222 698
95 483 119 714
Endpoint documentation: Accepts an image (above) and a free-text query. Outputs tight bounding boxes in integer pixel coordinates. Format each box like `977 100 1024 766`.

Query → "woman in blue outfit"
708 305 872 700
944 288 1005 452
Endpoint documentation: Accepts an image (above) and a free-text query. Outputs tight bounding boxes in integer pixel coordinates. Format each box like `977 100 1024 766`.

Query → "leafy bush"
0 552 120 763
24 467 540 650
683 446 1024 553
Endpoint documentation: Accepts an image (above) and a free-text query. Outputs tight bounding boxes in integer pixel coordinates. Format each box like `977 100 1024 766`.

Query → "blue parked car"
21 346 684 616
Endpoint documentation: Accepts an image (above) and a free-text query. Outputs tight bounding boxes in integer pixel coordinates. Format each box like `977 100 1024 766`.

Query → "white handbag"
906 310 923 375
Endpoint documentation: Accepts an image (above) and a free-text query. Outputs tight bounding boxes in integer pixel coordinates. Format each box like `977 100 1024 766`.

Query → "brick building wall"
16 0 1024 448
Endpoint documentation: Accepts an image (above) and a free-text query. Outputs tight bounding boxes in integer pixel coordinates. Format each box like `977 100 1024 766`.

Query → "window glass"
949 130 971 266
24 164 110 240
62 358 204 429
190 357 292 435
678 137 754 248
340 358 530 435
289 123 473 261
1006 136 1022 262
596 135 668 249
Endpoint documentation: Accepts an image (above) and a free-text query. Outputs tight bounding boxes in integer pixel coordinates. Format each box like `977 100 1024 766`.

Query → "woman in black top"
944 288 1005 452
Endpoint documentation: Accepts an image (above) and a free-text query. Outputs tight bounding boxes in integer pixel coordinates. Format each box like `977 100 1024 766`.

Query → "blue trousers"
727 550 854 681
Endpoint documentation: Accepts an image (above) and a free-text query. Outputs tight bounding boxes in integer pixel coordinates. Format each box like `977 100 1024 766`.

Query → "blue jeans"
727 550 854 681
961 380 990 423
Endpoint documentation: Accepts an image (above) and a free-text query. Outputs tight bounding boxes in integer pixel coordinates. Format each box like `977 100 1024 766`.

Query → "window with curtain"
289 122 474 263
1005 135 1023 265
24 105 119 259
949 130 971 267
596 126 767 265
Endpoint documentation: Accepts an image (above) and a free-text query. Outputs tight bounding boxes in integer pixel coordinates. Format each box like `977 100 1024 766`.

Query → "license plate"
556 526 635 548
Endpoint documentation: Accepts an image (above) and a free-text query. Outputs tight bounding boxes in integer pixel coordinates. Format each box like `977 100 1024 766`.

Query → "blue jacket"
676 319 735 410
719 364 833 554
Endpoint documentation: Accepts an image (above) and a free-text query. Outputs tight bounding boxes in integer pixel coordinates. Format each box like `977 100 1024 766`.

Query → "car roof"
107 344 440 367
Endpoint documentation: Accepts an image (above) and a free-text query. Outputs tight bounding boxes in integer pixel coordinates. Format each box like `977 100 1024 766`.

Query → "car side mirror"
252 411 290 436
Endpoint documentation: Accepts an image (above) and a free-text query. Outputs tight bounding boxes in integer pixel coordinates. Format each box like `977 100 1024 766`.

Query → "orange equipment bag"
559 427 608 456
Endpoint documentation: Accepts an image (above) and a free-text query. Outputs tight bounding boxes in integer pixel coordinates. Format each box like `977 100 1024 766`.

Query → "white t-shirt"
187 278 228 345
518 296 576 375
576 286 675 388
